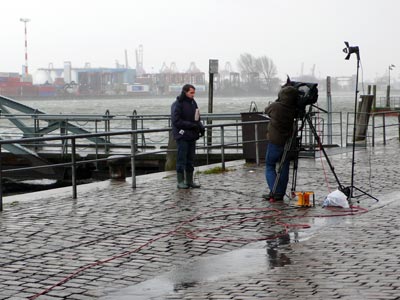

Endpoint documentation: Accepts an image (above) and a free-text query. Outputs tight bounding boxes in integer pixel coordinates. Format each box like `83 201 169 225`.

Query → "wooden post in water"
386 85 391 108
355 95 374 141
372 85 377 111
165 131 177 171
207 59 218 147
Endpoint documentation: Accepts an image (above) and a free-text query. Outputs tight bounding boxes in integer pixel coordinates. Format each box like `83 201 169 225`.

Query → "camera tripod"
270 105 345 200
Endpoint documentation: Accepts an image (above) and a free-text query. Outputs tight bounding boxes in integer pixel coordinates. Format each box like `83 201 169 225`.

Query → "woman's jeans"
176 139 196 174
265 142 290 197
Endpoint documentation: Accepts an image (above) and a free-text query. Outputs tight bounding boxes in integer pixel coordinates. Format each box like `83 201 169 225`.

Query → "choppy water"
2 91 398 145
17 92 358 115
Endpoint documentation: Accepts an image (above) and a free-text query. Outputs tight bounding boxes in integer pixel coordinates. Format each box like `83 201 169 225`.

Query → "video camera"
282 77 319 118
290 81 319 111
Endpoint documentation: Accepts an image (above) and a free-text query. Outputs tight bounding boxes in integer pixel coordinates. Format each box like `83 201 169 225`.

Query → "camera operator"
263 83 298 201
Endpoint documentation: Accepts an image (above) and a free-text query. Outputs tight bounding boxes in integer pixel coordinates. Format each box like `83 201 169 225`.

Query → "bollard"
107 155 130 181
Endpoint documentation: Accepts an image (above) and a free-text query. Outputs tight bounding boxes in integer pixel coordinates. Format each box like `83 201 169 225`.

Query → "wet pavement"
1 138 400 300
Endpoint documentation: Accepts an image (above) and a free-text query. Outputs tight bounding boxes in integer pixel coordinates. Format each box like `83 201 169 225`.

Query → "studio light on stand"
342 41 379 203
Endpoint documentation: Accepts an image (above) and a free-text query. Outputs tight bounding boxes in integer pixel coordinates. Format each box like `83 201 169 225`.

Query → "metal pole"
207 73 214 147
132 110 138 151
0 144 3 212
105 110 111 153
255 123 259 166
398 113 400 141
95 120 99 170
131 132 136 188
383 114 386 145
326 76 333 144
350 56 360 199
220 126 225 171
387 64 395 108
372 114 375 147
20 18 30 75
71 138 77 199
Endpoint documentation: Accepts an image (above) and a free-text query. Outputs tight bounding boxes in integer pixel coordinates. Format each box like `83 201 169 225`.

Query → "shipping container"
20 85 38 97
38 91 56 97
38 85 56 92
0 86 20 96
0 72 19 77
168 85 182 92
127 84 150 93
7 77 21 83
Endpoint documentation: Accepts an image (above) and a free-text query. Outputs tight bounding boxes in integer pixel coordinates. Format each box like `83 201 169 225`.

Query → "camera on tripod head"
284 77 319 118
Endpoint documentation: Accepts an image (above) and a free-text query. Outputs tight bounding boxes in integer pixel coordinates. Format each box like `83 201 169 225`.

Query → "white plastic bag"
322 189 349 208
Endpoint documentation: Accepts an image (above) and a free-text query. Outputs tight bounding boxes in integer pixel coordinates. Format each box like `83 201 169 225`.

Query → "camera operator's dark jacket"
171 93 205 141
264 86 298 146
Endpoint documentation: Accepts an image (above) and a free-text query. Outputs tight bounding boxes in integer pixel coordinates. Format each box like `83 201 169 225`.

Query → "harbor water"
16 93 359 115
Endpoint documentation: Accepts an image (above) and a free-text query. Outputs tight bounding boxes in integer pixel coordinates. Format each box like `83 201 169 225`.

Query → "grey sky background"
2 0 398 81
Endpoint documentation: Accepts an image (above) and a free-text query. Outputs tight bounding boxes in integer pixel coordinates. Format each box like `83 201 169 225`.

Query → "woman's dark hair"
178 84 196 101
182 84 195 93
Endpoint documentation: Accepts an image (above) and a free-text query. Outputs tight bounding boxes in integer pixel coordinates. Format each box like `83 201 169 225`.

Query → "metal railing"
345 111 400 146
377 96 400 109
0 119 269 211
371 111 400 146
0 112 243 154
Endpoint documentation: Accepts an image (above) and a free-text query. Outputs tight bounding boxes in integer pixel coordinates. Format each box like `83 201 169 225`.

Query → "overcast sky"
2 0 399 81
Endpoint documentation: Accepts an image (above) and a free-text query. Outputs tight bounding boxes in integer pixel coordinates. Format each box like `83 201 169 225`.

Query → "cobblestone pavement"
0 138 399 300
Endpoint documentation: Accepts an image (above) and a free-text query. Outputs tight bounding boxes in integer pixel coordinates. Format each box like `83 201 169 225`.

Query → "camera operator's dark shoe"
269 196 284 203
264 193 284 202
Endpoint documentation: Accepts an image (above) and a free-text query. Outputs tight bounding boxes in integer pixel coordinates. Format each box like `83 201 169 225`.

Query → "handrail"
370 111 400 146
0 119 269 211
346 111 400 146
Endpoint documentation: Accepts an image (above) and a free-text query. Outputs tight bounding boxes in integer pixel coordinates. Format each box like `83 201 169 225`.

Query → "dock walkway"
1 138 400 300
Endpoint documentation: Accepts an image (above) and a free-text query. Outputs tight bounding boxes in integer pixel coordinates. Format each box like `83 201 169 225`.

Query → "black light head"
343 41 360 60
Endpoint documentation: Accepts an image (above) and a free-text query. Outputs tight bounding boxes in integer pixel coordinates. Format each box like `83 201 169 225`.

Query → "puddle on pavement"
101 241 291 300
101 200 391 300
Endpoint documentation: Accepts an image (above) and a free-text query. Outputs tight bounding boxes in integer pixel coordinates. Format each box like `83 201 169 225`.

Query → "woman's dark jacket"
264 86 298 146
171 94 204 141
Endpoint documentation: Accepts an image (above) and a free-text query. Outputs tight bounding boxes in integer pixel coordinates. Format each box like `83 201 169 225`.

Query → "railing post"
104 110 111 154
220 126 225 171
61 121 67 156
372 114 375 147
0 144 3 212
398 113 400 142
346 112 350 146
383 113 386 145
131 110 138 151
71 138 77 199
33 115 39 152
95 120 99 170
236 120 239 146
131 132 136 188
326 76 333 144
255 123 260 166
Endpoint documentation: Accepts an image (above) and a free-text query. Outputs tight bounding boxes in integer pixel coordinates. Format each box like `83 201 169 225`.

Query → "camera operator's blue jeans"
265 143 290 198
176 139 196 174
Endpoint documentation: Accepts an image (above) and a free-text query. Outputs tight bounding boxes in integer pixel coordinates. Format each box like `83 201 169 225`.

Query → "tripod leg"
290 137 300 196
305 114 345 191
270 131 296 200
350 185 379 202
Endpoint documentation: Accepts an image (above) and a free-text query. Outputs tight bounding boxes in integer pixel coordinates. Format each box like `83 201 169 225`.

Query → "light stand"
342 41 379 203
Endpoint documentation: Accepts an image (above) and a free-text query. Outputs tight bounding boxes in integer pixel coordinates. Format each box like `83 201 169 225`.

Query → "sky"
1 0 399 82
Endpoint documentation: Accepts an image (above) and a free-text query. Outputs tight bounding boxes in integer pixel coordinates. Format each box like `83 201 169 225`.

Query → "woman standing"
171 84 204 189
